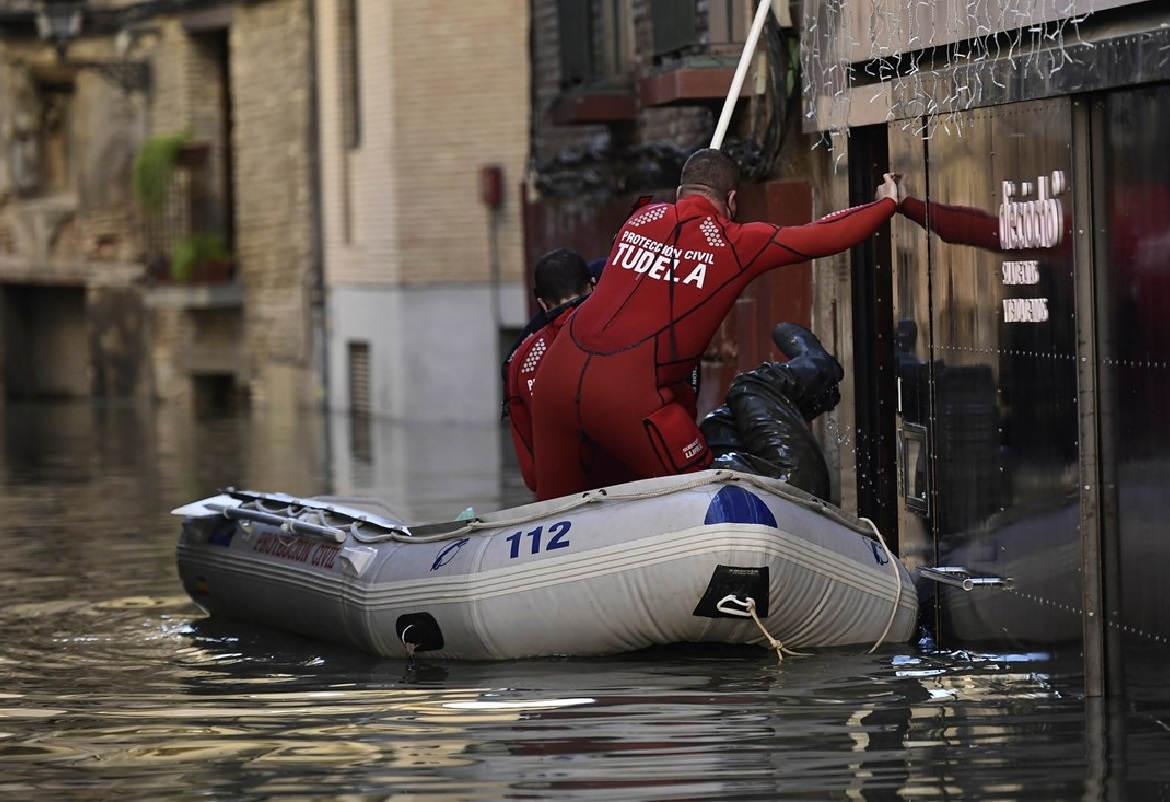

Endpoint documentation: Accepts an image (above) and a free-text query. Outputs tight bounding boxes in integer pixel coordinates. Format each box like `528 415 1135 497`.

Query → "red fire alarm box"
480 164 504 209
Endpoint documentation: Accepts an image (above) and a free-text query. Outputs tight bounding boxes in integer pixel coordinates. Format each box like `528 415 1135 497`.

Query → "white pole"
709 0 774 150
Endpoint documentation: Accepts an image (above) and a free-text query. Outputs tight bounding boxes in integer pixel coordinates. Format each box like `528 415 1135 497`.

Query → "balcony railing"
143 141 234 284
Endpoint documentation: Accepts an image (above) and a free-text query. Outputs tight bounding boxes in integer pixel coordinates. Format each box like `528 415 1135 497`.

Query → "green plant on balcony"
170 231 232 282
132 129 193 217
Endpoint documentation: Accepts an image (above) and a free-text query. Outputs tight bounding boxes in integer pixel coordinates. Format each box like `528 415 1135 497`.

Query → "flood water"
1 400 1167 801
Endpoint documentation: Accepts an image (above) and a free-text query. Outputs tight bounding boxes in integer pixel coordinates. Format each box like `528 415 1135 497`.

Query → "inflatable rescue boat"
173 469 918 661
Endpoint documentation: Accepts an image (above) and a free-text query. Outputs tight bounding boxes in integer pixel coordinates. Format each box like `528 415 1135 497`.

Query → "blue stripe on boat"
704 486 777 527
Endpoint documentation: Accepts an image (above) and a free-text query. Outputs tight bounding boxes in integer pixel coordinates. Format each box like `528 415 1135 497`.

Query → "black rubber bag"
700 362 832 501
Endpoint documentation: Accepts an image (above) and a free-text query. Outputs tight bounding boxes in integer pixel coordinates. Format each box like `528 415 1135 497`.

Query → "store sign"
999 170 1067 250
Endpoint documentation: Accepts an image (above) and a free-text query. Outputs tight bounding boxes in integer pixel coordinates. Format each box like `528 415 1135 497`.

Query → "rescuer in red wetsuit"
529 148 901 501
504 248 595 492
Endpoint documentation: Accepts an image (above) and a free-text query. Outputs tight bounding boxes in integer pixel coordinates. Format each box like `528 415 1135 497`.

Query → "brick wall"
232 0 315 384
318 0 529 288
530 0 713 165
140 3 317 407
392 1 529 285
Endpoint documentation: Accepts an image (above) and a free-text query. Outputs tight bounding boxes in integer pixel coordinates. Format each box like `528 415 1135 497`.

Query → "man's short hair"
679 148 740 197
533 248 592 304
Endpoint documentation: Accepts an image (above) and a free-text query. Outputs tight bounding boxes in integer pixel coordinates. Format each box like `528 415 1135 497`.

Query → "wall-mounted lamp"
34 0 150 95
35 0 84 60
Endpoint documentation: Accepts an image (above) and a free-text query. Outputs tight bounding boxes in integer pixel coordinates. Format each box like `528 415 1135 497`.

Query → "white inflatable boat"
173 469 918 661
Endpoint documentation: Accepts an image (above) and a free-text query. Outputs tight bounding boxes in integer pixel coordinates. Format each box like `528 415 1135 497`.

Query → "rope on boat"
716 594 809 663
405 470 871 543
386 471 734 543
310 494 410 524
859 517 904 654
225 470 880 546
400 625 417 658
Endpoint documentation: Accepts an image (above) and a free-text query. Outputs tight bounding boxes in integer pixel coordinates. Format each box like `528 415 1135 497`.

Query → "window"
347 339 372 466
347 339 371 416
10 79 75 197
598 0 635 77
558 0 635 87
338 0 362 149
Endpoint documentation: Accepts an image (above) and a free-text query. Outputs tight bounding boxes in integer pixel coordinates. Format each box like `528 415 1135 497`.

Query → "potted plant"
132 129 193 217
170 231 233 282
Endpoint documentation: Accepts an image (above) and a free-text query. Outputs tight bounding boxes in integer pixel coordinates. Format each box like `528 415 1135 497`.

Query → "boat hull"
175 470 918 660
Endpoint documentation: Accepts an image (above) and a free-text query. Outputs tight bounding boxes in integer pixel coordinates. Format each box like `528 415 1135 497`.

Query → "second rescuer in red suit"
504 248 595 492
529 149 901 501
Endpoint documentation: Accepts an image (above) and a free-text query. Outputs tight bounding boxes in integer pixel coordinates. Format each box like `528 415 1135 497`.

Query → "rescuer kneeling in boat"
503 248 629 492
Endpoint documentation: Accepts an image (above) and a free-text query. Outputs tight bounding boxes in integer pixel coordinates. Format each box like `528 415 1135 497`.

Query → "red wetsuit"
530 193 897 500
505 304 633 492
505 307 574 492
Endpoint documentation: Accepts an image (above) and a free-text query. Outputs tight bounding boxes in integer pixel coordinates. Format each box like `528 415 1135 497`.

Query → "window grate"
347 340 371 416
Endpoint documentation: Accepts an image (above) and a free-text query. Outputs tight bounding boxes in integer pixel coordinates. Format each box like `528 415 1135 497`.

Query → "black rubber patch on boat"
396 613 444 652
692 566 770 618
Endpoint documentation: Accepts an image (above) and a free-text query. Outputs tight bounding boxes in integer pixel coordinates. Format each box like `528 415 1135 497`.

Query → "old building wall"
141 3 317 411
230 0 317 408
529 0 712 177
143 19 225 407
0 29 151 400
318 0 530 422
318 0 528 288
315 0 396 286
391 1 528 287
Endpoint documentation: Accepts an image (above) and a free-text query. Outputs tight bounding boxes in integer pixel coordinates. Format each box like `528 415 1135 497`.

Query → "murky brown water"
1 400 1167 800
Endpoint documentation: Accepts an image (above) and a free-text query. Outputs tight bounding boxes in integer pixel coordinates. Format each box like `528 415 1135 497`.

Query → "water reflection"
0 400 1167 799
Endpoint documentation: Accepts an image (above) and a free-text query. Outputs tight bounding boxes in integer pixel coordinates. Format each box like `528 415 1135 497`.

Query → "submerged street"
0 400 1166 800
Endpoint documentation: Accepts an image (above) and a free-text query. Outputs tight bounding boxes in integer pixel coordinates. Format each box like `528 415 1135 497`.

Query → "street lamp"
35 0 85 61
33 0 150 95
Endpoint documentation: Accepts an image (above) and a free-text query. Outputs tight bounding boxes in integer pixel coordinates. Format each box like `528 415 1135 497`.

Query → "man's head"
533 248 593 311
587 257 606 284
677 148 741 220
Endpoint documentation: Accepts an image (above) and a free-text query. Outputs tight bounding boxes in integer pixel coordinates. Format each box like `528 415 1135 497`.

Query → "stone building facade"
0 0 318 413
315 0 530 423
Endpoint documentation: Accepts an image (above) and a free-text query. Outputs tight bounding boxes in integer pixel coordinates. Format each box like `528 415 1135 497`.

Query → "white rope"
237 470 877 546
400 625 416 658
716 594 810 663
400 471 736 542
858 517 905 654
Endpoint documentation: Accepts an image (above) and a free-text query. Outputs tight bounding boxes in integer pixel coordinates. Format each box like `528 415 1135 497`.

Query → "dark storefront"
1101 84 1170 696
808 0 1170 698
889 99 1083 647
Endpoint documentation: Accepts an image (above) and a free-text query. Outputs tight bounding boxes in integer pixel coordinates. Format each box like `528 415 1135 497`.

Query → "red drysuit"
504 307 574 492
530 193 898 501
505 305 634 493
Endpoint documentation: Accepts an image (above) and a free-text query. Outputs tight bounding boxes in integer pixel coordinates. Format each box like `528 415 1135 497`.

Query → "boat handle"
918 566 1013 592
715 594 755 617
209 503 347 544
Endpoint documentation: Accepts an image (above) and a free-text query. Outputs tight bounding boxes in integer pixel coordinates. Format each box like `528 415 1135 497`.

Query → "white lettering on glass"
998 171 1066 250
1002 298 1050 323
